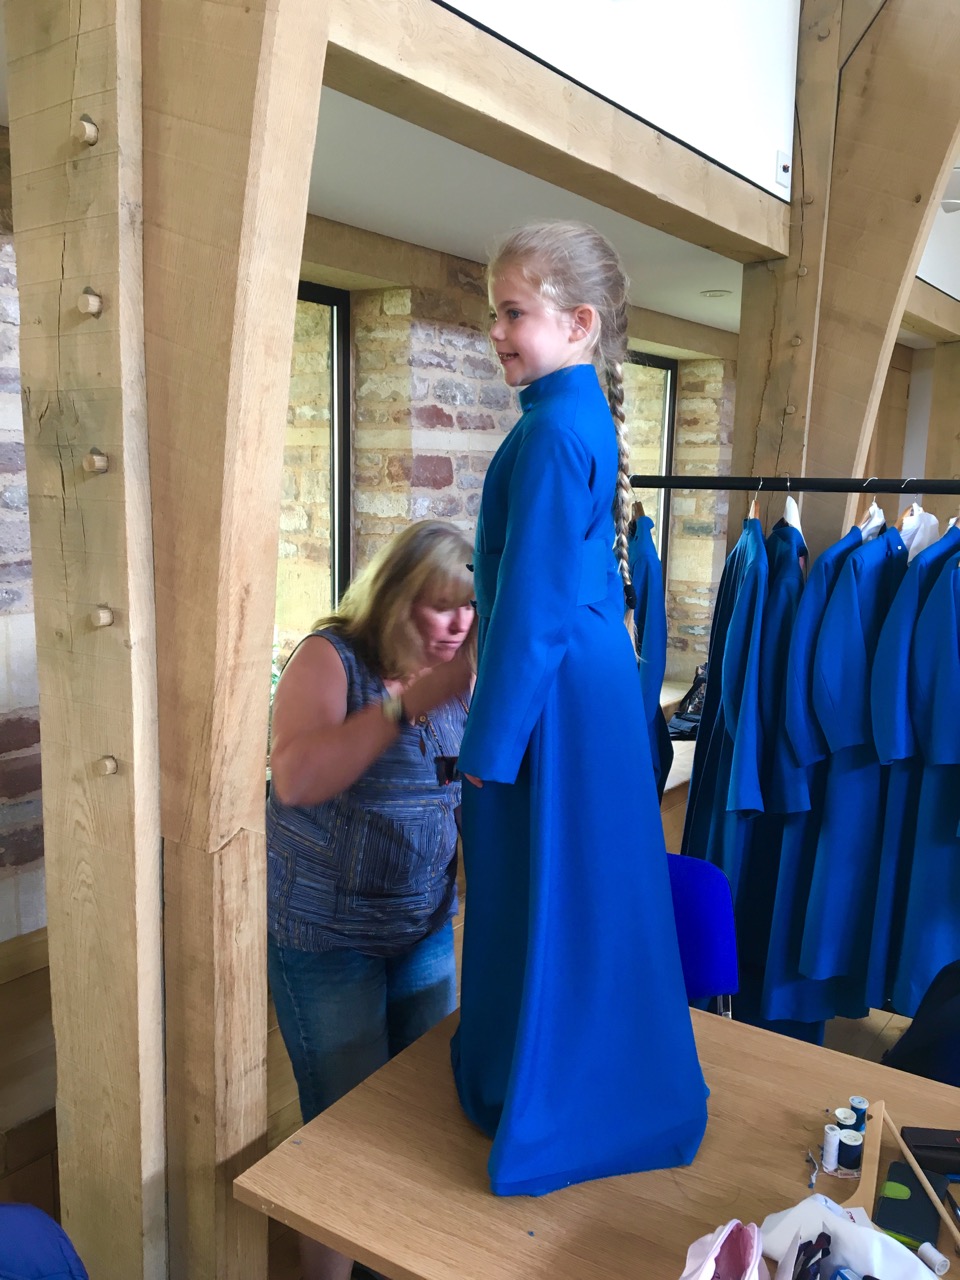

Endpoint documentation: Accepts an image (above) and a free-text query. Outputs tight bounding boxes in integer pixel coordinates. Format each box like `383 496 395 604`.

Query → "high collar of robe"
518 363 601 411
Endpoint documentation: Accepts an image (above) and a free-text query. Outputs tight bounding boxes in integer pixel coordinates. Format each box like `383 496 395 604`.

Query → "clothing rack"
630 474 960 495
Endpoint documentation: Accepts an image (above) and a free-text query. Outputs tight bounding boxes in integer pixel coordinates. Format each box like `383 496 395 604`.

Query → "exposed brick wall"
352 258 514 567
0 126 44 942
664 358 736 682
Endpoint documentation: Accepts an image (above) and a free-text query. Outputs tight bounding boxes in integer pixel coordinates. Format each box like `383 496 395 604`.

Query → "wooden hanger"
748 477 763 521
632 498 645 521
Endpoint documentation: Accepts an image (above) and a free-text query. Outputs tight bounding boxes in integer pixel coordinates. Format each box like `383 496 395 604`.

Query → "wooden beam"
903 277 960 342
142 1 330 1275
728 0 842 538
856 344 913 521
302 213 449 291
628 308 738 362
803 0 960 555
923 340 960 523
838 0 889 64
3 1 166 1276
324 0 790 264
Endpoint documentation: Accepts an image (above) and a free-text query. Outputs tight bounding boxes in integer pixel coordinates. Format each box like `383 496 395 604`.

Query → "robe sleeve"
457 419 597 785
871 569 920 764
721 538 767 814
811 556 870 753
910 561 960 767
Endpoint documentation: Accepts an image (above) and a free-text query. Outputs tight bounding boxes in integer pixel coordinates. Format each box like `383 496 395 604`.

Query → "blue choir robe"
735 524 822 1037
453 365 707 1196
629 515 673 799
801 528 907 992
762 528 866 1025
866 525 960 1009
682 519 767 905
892 555 960 1015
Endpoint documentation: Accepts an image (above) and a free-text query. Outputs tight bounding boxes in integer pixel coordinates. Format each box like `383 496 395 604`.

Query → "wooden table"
235 1012 960 1280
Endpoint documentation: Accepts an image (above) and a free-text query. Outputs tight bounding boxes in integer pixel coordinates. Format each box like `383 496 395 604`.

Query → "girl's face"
410 595 474 669
489 267 594 388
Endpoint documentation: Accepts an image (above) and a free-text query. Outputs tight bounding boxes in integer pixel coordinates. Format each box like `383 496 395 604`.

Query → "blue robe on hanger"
800 528 907 995
735 523 826 1039
892 555 960 1015
453 365 707 1196
629 514 673 799
682 519 767 906
762 528 866 1025
867 525 960 1010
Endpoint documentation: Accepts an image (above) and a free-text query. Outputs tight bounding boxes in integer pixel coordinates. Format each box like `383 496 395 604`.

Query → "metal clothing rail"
629 474 960 495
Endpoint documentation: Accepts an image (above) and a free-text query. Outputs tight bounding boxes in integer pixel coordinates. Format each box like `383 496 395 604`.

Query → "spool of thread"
835 1106 858 1130
918 1242 950 1275
838 1129 863 1170
822 1123 841 1172
849 1095 869 1132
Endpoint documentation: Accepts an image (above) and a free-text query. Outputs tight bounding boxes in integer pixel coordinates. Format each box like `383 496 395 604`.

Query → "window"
622 351 677 579
273 282 351 668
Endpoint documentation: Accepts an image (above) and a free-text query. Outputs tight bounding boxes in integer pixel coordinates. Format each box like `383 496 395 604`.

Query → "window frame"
624 350 678 586
296 280 352 603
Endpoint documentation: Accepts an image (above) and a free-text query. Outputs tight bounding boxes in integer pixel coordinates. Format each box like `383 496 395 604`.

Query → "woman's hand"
404 644 474 721
463 774 483 788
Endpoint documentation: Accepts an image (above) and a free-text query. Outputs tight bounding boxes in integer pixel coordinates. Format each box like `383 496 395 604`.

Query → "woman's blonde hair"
313 520 474 679
489 220 635 625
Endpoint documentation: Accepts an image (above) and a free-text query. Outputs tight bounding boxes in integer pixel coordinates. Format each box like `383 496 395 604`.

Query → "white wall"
441 0 801 196
918 206 960 302
902 348 935 484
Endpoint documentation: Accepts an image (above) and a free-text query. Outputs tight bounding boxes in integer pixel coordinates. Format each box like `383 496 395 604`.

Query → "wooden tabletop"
235 1011 960 1280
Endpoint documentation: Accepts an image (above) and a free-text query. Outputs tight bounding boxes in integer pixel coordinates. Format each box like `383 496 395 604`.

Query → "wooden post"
3 1 166 1276
729 0 842 539
141 1 330 1275
856 344 913 523
802 0 960 555
924 341 960 525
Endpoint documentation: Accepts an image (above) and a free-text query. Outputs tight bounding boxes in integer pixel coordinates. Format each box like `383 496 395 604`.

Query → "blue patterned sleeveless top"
267 629 466 956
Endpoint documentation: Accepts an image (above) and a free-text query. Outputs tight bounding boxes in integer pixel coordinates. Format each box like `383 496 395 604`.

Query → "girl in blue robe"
452 221 707 1197
893 555 960 1014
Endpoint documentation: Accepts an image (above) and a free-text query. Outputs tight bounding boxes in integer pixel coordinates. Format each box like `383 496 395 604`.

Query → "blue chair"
0 1204 89 1279
666 853 739 1017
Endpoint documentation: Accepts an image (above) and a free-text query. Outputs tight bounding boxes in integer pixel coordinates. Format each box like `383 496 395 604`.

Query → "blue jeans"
268 922 457 1123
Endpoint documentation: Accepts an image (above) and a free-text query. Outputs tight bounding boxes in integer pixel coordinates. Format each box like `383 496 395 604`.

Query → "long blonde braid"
488 221 636 632
607 356 637 624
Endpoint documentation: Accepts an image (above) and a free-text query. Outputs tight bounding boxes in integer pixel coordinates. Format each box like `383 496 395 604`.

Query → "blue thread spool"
835 1106 858 1131
838 1129 863 1170
849 1095 868 1133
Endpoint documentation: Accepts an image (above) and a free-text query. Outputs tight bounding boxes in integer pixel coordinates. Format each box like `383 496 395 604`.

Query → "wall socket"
776 150 791 189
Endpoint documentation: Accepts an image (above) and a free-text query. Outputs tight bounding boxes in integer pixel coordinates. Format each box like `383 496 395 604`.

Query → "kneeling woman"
267 521 475 1280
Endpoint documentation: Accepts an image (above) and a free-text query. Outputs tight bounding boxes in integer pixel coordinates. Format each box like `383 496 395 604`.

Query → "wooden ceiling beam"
803 0 960 552
903 277 960 342
838 0 890 64
324 0 790 264
728 0 843 538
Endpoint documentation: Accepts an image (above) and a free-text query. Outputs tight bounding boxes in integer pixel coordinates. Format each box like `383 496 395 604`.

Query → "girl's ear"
570 304 597 342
